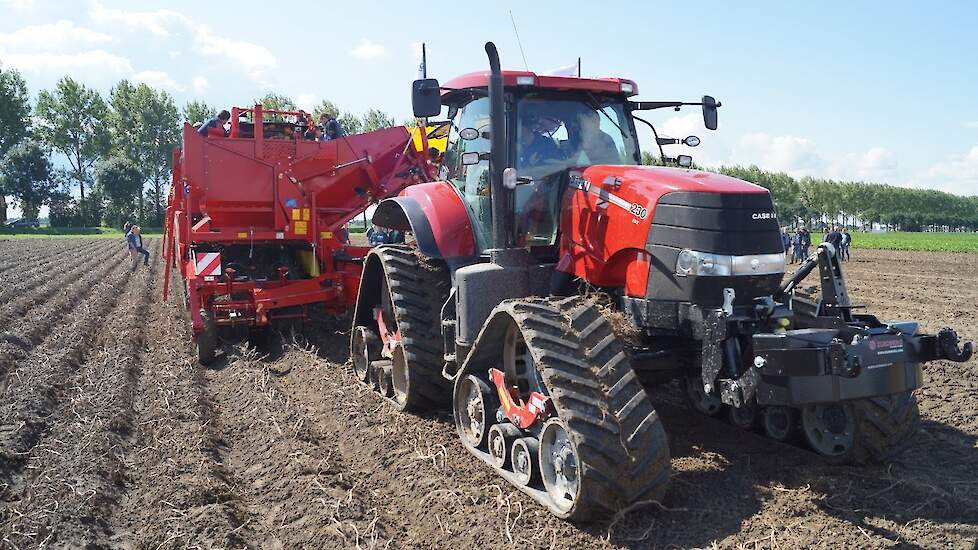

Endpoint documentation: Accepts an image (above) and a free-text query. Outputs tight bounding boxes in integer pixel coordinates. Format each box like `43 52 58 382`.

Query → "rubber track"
375 245 451 409
508 297 672 520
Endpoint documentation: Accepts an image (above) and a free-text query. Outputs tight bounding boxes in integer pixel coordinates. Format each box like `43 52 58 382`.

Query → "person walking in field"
126 225 150 267
841 227 852 261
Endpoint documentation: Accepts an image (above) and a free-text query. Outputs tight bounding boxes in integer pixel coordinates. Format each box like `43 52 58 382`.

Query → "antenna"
509 10 529 71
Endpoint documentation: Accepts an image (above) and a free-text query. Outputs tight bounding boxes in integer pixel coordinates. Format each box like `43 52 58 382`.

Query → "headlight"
675 249 783 277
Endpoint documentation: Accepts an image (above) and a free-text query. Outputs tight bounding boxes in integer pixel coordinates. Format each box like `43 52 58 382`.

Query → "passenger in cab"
573 108 620 165
197 110 231 137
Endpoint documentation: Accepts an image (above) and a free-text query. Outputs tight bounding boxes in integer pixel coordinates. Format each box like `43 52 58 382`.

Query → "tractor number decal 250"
569 174 648 220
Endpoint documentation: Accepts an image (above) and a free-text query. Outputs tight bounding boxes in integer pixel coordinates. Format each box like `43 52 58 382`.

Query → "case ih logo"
751 212 777 220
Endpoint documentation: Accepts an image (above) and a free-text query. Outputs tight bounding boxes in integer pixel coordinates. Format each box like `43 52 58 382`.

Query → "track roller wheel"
539 419 581 513
456 297 671 521
488 423 521 468
762 406 797 442
454 375 496 449
196 309 217 365
801 392 920 464
351 326 380 382
728 400 760 430
378 363 395 398
362 246 451 411
511 437 539 487
368 360 388 391
682 376 724 416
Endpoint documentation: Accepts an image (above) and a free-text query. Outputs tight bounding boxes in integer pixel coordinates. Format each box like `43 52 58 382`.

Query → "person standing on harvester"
127 225 150 267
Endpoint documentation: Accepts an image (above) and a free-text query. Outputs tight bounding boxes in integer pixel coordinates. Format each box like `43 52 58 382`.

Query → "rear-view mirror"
702 95 718 130
677 155 693 168
461 152 481 165
412 78 441 118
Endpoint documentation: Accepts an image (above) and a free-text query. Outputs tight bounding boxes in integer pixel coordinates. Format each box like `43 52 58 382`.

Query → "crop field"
848 231 978 253
0 240 976 548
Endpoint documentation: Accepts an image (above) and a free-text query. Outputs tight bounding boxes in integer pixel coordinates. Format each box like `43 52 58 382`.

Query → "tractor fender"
371 182 476 260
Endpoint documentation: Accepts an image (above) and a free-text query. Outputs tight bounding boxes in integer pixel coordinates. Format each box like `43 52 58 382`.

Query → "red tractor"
163 105 432 363
350 43 973 520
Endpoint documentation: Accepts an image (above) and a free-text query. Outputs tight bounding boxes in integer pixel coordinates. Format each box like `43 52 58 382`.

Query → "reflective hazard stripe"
195 252 221 276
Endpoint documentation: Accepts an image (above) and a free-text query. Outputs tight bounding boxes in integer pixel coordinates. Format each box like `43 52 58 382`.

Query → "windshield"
515 94 639 180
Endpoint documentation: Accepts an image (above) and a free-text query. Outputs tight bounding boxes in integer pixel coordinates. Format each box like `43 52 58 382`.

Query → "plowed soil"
0 241 975 549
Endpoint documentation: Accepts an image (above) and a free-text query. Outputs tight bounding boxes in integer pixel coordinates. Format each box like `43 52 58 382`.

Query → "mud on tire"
362 245 451 410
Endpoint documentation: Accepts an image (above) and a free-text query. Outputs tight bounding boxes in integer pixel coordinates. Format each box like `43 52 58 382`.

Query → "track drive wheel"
457 297 671 521
371 246 451 411
197 309 217 365
801 392 920 464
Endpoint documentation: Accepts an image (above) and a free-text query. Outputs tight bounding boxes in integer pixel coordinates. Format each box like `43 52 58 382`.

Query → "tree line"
0 65 398 228
3 64 974 232
641 154 978 232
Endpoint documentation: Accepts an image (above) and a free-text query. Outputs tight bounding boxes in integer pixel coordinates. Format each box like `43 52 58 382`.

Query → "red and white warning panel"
193 251 222 277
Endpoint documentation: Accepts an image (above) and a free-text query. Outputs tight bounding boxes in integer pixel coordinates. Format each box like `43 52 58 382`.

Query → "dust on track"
0 241 975 549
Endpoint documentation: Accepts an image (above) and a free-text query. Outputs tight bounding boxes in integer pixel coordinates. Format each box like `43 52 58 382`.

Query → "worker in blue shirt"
197 110 231 137
126 225 150 267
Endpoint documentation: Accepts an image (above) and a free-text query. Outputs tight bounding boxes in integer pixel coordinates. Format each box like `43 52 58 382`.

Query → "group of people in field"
781 225 852 263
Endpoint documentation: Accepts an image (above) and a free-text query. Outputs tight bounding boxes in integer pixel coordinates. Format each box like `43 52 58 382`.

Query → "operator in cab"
197 110 231 137
516 111 562 172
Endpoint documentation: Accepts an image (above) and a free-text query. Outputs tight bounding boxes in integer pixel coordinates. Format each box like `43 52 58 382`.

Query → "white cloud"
89 0 191 37
963 121 978 129
0 20 112 51
133 70 184 92
86 3 277 82
917 146 978 195
0 0 37 13
0 49 133 82
194 24 276 72
728 132 825 176
192 75 208 94
350 39 385 60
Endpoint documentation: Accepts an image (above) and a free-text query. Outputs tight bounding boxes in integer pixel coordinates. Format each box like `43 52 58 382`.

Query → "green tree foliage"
108 80 181 225
34 77 111 200
0 65 31 222
361 109 395 132
0 141 56 220
96 156 143 228
337 112 363 135
183 100 216 125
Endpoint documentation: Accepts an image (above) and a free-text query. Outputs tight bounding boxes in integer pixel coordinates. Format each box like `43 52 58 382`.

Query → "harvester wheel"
682 376 724 417
373 246 451 410
197 309 217 365
801 391 919 464
457 297 671 521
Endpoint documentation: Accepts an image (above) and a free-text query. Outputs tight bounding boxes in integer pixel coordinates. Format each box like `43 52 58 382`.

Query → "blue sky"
2 0 977 209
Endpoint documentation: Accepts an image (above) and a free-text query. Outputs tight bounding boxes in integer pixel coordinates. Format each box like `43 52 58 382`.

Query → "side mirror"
677 155 693 168
702 95 719 130
412 78 441 118
461 152 482 165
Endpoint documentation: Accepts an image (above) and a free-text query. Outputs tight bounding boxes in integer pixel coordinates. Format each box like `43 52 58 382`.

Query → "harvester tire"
478 297 671 521
375 246 451 410
197 309 217 365
802 391 920 464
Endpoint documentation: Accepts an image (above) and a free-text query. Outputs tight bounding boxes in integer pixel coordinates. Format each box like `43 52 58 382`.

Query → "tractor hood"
558 164 783 297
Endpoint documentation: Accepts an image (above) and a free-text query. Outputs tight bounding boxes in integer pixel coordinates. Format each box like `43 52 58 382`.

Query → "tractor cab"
414 70 719 254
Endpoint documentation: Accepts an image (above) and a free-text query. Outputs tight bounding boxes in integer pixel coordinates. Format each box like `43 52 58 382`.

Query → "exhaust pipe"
485 42 512 250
